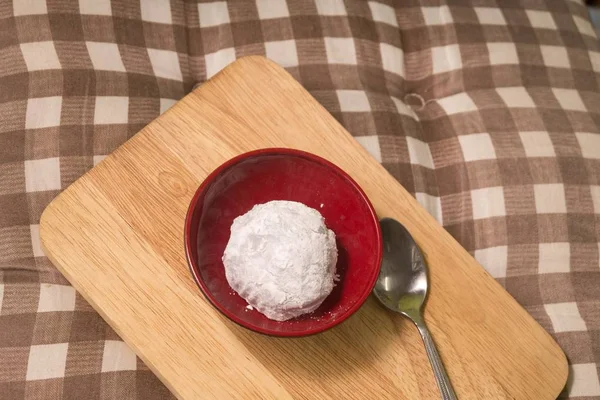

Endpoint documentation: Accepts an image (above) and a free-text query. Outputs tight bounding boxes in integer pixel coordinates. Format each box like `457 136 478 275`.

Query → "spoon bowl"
374 219 427 320
374 218 457 400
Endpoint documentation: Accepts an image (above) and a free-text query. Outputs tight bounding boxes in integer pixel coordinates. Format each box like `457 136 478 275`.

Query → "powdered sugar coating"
222 200 338 321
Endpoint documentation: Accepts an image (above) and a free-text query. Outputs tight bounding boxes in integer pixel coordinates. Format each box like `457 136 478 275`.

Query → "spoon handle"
414 317 457 400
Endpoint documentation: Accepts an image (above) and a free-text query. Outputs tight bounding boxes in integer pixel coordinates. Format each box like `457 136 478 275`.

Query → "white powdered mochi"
222 200 338 321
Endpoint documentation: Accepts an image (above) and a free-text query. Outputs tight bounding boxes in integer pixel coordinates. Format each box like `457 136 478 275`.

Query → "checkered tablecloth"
1 0 599 398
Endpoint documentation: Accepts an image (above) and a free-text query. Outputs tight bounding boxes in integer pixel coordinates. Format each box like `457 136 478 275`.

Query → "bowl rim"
184 147 383 337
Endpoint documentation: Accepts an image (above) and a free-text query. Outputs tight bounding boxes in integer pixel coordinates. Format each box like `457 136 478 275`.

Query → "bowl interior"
186 150 381 336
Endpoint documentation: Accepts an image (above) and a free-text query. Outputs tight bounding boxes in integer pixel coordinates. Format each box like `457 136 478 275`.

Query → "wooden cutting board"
40 56 567 399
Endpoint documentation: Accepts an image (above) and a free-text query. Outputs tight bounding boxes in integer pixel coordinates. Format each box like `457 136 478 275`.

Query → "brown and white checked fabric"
1 0 600 398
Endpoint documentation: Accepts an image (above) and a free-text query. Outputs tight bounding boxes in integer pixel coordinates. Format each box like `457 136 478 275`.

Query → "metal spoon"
374 218 457 400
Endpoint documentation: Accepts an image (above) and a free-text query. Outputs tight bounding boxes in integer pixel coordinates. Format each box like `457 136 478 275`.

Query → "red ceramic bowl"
184 148 382 337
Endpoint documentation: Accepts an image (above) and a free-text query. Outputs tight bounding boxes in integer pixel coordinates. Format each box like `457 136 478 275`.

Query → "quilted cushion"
0 0 599 398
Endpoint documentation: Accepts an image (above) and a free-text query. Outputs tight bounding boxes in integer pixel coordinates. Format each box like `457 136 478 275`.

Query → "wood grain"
40 56 567 399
